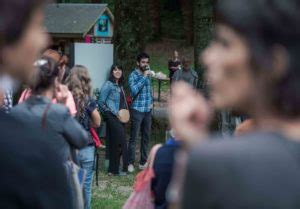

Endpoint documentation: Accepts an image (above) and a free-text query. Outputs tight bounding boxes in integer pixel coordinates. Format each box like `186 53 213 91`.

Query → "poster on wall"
96 14 110 37
98 19 108 32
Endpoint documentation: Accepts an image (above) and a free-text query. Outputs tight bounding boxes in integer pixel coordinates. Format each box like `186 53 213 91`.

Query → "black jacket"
182 132 300 209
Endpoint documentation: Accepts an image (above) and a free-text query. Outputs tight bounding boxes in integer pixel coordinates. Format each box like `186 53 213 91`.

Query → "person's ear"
271 44 289 80
136 61 140 67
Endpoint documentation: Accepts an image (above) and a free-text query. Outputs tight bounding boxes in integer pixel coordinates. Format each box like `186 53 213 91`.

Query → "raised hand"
168 82 211 145
55 83 69 105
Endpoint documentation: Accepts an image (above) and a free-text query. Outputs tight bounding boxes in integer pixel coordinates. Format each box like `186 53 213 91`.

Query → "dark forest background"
58 0 214 89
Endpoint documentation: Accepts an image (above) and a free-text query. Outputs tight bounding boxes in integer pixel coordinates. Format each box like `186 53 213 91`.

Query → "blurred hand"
168 82 211 145
55 84 69 105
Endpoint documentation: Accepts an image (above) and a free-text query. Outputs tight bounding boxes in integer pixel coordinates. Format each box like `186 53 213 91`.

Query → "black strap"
121 87 129 110
41 103 52 129
131 86 143 102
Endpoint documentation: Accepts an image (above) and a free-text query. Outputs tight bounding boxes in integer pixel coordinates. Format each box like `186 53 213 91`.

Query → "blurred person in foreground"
11 56 88 208
151 129 183 209
168 0 300 208
0 0 73 208
11 56 88 162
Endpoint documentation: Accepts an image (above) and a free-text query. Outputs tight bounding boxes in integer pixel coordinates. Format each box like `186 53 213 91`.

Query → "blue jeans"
78 146 95 209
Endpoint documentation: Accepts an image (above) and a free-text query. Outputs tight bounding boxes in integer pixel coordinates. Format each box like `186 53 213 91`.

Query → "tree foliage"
179 0 194 45
113 0 151 90
193 0 214 89
149 0 162 39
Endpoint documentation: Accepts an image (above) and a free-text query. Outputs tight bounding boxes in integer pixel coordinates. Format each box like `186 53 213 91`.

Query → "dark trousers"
128 109 152 165
105 112 128 174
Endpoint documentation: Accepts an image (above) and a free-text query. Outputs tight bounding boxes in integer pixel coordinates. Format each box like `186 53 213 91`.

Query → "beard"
139 65 147 72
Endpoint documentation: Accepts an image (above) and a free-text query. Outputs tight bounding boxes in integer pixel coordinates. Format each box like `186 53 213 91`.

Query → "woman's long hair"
66 65 92 118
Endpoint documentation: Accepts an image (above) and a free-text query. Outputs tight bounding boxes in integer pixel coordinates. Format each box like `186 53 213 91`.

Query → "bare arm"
91 109 101 128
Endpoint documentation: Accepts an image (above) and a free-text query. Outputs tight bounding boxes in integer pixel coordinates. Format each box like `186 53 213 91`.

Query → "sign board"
95 14 110 37
74 43 113 90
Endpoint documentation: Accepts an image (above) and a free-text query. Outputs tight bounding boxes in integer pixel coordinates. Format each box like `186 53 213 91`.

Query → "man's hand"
168 82 211 145
55 84 69 105
144 70 153 77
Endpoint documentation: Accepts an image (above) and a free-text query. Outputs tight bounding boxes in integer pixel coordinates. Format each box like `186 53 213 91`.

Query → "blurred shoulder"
49 103 70 116
189 132 280 163
104 80 113 86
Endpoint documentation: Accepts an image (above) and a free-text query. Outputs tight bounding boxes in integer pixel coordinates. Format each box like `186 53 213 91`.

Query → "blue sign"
96 14 110 37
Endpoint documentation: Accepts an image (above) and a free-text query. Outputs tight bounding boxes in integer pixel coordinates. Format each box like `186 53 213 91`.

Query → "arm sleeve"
86 98 98 116
129 73 147 97
98 82 111 113
62 112 89 149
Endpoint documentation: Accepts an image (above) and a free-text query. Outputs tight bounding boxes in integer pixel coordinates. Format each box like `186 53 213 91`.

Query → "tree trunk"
149 0 161 39
193 0 214 90
180 0 194 45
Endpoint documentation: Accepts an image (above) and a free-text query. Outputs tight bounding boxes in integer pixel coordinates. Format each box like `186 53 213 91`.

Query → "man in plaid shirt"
128 52 153 172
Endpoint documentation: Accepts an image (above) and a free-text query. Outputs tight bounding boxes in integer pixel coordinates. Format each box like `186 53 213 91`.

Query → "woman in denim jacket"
99 64 128 175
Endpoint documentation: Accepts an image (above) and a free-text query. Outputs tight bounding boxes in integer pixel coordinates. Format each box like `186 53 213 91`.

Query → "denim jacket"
99 81 126 116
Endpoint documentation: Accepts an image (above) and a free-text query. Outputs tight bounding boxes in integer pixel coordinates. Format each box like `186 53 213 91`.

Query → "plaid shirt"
129 69 153 112
0 76 13 113
1 89 13 113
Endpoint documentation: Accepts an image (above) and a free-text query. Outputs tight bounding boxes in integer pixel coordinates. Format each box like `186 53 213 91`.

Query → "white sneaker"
128 164 135 173
139 163 148 170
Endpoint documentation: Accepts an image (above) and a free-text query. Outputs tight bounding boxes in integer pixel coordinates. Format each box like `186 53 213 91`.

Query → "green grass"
91 171 135 209
91 120 168 208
